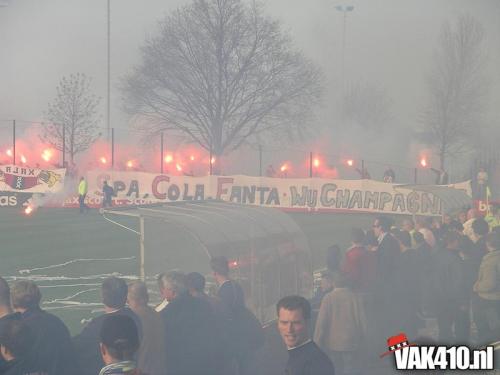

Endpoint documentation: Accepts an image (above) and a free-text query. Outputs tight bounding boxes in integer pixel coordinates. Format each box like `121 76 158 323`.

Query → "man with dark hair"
102 180 114 208
0 319 48 375
210 255 245 316
372 216 400 334
127 281 165 375
210 256 263 375
99 315 142 375
472 217 490 259
393 230 422 337
186 272 219 312
159 271 221 375
431 231 468 344
73 277 141 375
0 277 21 371
10 281 78 375
277 295 334 375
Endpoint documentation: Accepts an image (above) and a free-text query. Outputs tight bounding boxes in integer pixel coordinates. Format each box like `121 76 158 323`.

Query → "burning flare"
24 206 33 215
20 155 27 164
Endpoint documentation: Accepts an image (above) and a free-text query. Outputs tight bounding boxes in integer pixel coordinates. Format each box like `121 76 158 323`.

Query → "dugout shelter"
101 200 313 323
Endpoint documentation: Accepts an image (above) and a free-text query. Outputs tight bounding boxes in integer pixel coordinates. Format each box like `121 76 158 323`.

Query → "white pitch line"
18 256 136 274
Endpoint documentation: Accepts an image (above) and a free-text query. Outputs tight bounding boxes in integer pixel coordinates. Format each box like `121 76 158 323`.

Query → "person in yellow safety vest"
78 176 89 213
485 204 500 231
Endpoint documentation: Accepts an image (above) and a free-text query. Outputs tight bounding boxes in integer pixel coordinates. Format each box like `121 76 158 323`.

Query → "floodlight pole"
309 152 313 178
111 128 115 169
259 145 262 177
62 124 66 167
414 167 418 184
139 216 145 281
12 120 16 165
160 132 164 174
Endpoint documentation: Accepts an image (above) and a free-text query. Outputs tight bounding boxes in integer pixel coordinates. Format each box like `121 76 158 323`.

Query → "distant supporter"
485 205 500 231
127 281 166 375
310 271 334 313
159 271 222 375
186 272 220 313
341 228 377 293
463 209 479 242
0 277 21 372
393 230 422 338
314 273 365 375
98 315 143 375
155 272 169 312
10 280 79 375
415 217 436 248
472 231 500 345
401 219 417 248
277 295 335 375
430 231 468 344
472 217 490 259
102 181 114 208
383 166 395 183
73 277 141 375
0 319 47 375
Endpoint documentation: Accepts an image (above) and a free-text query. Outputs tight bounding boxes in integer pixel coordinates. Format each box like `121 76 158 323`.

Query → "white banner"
62 170 471 216
0 165 66 193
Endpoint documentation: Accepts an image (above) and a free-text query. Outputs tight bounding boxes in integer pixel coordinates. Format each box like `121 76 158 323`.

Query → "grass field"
0 206 377 334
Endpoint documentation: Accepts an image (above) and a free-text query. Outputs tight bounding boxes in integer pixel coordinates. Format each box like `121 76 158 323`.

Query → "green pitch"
0 206 376 334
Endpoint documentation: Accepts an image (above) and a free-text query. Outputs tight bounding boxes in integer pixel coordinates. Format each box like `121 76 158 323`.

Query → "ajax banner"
0 165 66 193
65 171 471 216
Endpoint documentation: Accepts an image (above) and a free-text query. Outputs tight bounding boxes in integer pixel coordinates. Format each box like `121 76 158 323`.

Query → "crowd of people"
310 208 500 374
1 256 331 375
1 207 500 375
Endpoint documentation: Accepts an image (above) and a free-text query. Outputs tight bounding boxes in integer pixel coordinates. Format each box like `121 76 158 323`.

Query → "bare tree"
420 14 488 169
122 0 323 156
41 73 101 163
342 81 392 130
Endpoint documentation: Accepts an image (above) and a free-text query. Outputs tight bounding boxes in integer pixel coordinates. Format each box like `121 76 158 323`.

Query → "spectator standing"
11 280 78 375
210 256 263 375
0 278 21 372
73 277 141 375
383 167 395 183
415 217 436 248
159 271 221 375
278 295 335 375
102 181 114 208
0 320 48 375
401 219 417 248
98 315 143 375
78 176 89 213
155 272 169 312
314 274 365 375
430 232 468 344
341 229 377 293
127 281 166 375
185 272 220 313
472 232 500 344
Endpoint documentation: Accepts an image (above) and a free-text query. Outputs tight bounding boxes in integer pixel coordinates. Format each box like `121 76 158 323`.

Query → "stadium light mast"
335 4 354 94
106 0 111 141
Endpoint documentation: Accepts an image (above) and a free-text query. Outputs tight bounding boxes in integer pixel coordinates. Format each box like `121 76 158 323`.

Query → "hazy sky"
0 0 499 176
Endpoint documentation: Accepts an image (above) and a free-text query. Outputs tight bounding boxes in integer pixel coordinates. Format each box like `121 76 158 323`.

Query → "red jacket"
342 245 378 292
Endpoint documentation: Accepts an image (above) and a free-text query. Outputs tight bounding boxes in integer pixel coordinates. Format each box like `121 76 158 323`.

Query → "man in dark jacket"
0 319 48 375
277 295 335 375
10 281 78 375
73 277 141 375
0 278 21 373
372 216 401 335
431 231 468 344
210 256 264 375
159 271 222 375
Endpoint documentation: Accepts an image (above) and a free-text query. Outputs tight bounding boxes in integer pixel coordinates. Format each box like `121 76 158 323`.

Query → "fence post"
12 120 16 165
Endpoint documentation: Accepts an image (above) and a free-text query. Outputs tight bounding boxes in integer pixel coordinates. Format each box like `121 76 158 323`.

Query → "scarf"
99 361 137 375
